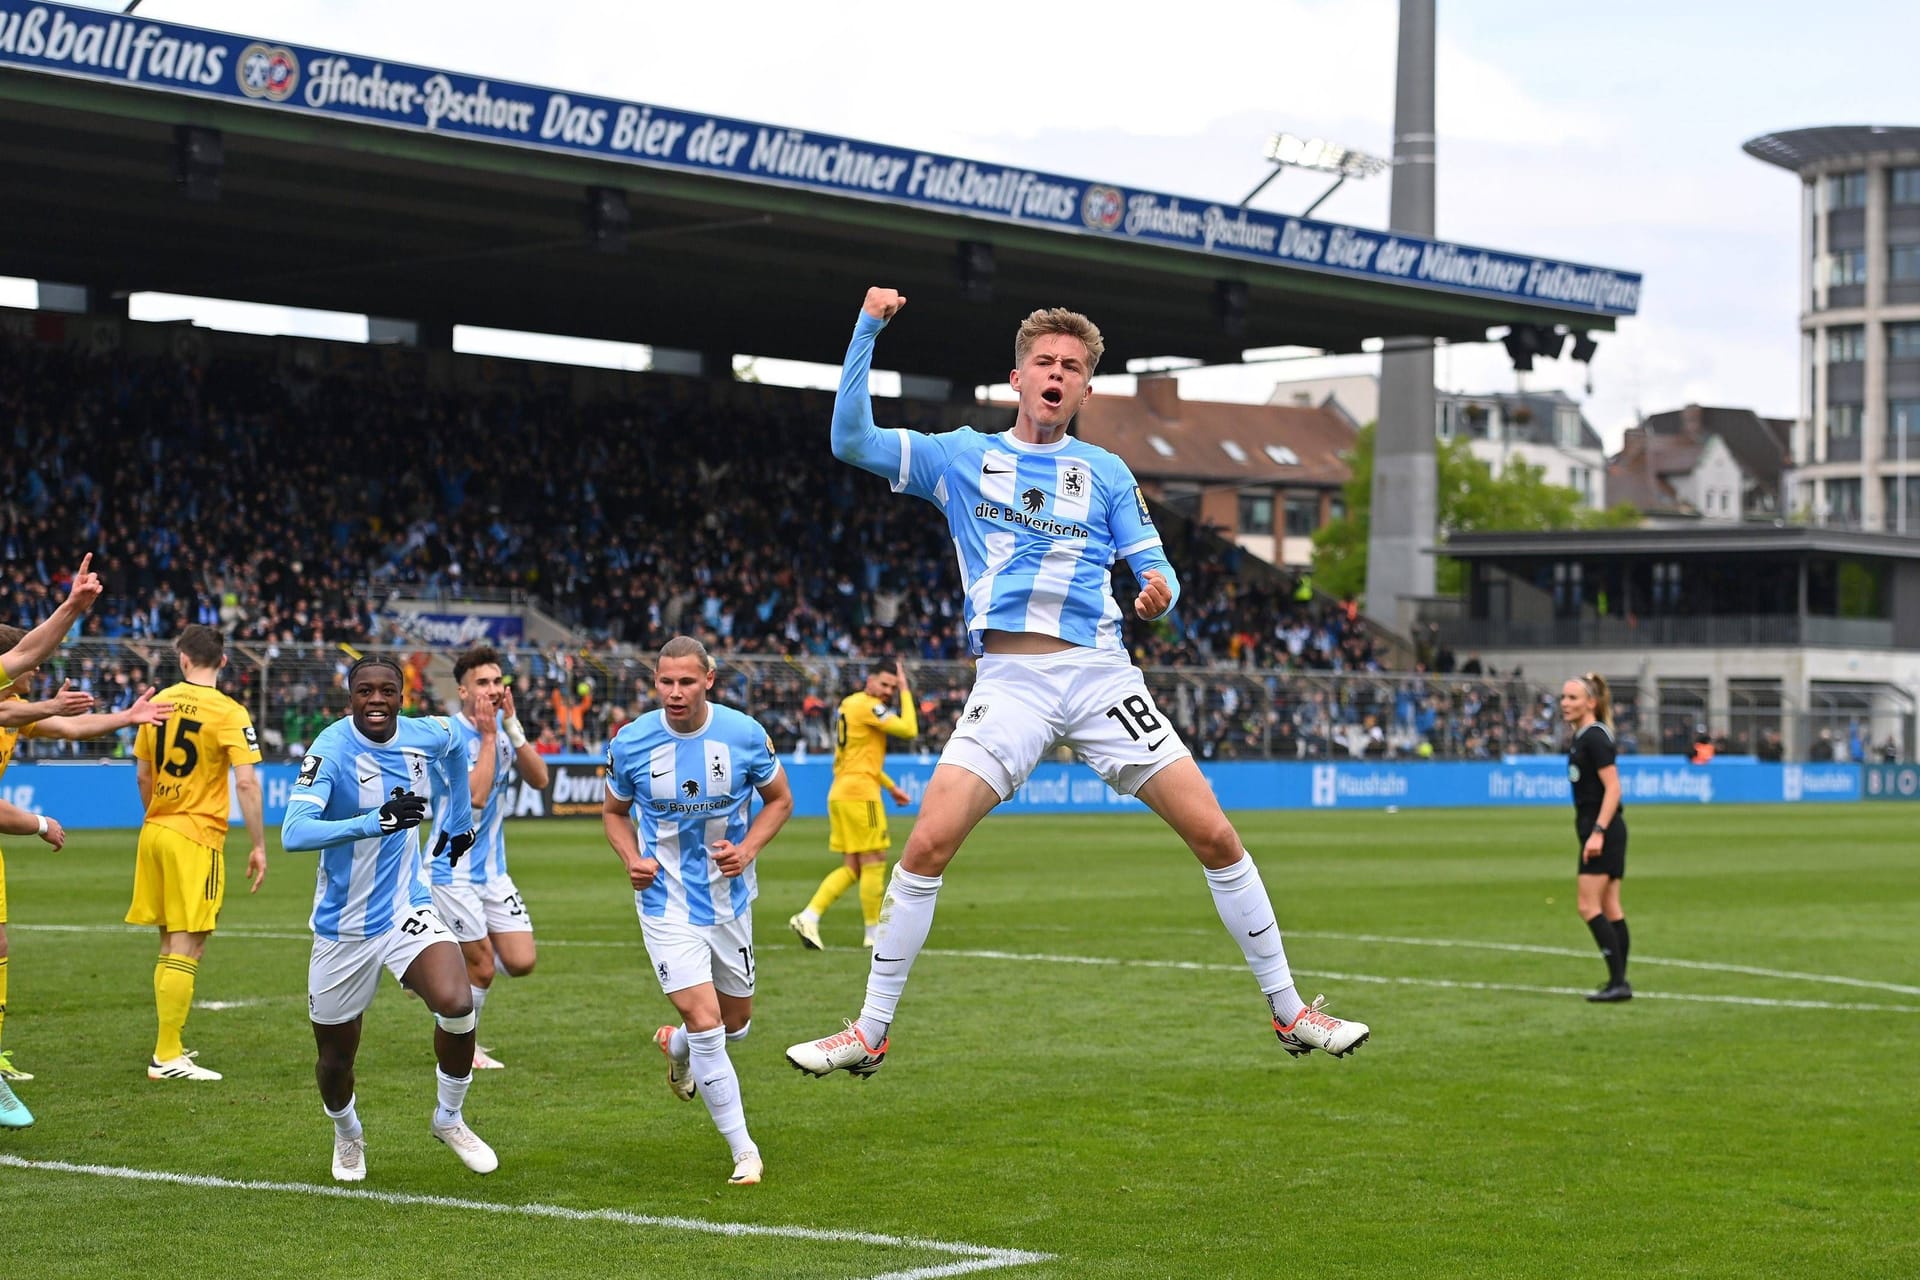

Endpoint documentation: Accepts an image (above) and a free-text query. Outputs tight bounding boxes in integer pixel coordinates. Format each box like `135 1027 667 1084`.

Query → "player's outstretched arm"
0 555 104 689
0 797 63 848
0 681 94 727
830 288 912 478
25 686 173 740
281 795 393 852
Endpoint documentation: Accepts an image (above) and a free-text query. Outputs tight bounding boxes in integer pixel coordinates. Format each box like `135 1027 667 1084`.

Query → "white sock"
687 1026 752 1158
798 908 821 925
324 1095 362 1141
433 1066 471 1127
667 1024 690 1063
857 866 943 1043
470 983 490 1021
1202 855 1302 1020
725 1021 750 1044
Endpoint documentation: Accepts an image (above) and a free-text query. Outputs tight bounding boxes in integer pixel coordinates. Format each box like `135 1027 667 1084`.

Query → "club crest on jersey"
711 759 725 780
682 779 700 797
657 961 671 983
1022 487 1046 514
965 703 988 724
1062 467 1087 499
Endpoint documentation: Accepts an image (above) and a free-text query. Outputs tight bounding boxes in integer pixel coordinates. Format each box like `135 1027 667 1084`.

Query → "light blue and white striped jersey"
282 714 474 943
430 711 516 888
604 703 781 926
831 311 1179 656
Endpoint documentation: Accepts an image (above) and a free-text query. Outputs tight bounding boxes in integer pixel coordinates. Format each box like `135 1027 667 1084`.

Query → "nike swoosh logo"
874 955 906 963
358 772 378 784
1248 922 1276 938
1146 736 1168 751
983 465 1012 475
651 770 671 778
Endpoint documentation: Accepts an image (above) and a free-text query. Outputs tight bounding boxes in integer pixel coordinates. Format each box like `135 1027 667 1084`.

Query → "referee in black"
1560 672 1631 1002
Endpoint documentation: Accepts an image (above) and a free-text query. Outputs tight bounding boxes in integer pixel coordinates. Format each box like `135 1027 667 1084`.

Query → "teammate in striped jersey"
788 288 1370 1084
603 636 793 1187
429 646 550 1070
282 655 488 1182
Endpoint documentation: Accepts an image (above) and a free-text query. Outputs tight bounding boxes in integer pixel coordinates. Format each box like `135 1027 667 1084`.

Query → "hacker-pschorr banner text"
0 0 1641 317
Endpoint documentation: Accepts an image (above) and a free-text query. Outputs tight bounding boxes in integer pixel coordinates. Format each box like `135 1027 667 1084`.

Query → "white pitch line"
920 948 1920 1014
0 1156 1052 1280
23 923 1918 1010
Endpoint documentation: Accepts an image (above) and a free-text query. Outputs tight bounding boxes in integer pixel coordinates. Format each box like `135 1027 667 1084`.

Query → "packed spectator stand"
1 316 1595 766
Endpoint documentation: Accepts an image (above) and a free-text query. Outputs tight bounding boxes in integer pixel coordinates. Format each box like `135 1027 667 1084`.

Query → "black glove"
378 788 429 834
434 828 477 867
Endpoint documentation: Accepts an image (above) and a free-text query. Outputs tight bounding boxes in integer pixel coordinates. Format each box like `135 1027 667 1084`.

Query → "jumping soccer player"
430 646 550 1070
790 657 917 950
787 288 1369 1083
130 624 267 1083
603 636 792 1187
281 655 486 1182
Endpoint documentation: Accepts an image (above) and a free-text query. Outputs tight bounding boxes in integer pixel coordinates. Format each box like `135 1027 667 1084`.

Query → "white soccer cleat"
653 1025 696 1102
788 913 825 950
331 1133 367 1182
727 1150 763 1186
785 1022 888 1079
471 1045 507 1070
431 1117 499 1174
1274 995 1370 1059
149 1053 223 1081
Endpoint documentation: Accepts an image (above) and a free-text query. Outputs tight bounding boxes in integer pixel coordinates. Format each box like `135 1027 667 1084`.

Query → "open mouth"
1040 388 1064 407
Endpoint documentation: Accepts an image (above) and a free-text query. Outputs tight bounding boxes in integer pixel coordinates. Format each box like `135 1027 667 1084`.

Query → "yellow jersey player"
129 625 266 1082
790 658 918 949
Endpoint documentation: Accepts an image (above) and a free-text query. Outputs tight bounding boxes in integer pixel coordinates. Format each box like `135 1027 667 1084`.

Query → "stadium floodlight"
1570 331 1599 363
1241 133 1388 215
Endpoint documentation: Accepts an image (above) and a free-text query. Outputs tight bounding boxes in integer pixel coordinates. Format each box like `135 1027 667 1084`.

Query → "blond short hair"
1015 307 1104 376
659 635 716 674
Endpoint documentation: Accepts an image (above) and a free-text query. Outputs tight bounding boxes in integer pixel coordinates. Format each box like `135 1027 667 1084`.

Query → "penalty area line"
0 1155 1052 1280
922 948 1920 1014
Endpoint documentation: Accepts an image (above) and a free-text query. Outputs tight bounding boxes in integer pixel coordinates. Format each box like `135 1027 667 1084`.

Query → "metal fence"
4 640 1908 765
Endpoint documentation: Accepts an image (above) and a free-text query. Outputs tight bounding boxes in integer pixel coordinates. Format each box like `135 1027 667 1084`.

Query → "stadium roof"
1442 526 1920 560
1743 126 1920 173
0 4 1639 387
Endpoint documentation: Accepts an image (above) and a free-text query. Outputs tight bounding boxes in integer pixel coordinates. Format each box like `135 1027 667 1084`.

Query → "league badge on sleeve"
297 755 324 787
243 725 260 753
1134 486 1155 525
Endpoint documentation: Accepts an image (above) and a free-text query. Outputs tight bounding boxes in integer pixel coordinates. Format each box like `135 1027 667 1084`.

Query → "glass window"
1237 493 1274 535
1885 477 1920 534
1890 400 1920 437
1263 444 1300 466
1283 494 1319 537
1220 440 1249 464
1829 402 1862 438
1827 478 1862 524
1829 250 1867 286
1894 168 1920 205
1890 323 1920 360
1827 326 1866 362
1827 171 1866 209
1146 434 1176 458
1892 245 1920 282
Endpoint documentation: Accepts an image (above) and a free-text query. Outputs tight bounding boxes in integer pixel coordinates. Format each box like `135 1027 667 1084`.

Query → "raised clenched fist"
863 287 907 321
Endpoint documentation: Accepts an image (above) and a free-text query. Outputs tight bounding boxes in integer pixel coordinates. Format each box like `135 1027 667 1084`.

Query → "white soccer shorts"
431 874 534 944
308 905 457 1026
941 645 1192 800
638 911 755 999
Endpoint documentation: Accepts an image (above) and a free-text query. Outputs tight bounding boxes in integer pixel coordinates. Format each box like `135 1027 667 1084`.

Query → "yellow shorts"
125 825 225 934
827 797 890 855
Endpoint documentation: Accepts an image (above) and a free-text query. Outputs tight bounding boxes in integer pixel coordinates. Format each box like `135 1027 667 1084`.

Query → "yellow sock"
0 954 9 1047
807 866 858 917
860 861 887 928
154 954 199 1063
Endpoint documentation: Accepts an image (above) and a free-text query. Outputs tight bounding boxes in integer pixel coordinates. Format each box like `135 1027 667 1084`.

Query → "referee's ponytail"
1582 672 1613 728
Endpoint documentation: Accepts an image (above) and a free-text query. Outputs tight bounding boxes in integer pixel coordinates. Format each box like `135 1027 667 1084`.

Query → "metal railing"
1434 614 1895 650
10 639 1904 766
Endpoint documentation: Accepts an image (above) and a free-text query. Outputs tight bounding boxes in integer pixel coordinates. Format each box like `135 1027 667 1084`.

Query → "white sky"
20 0 1920 448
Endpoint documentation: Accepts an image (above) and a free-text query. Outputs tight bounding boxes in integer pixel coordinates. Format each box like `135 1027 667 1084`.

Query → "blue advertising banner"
1862 764 1920 800
2 757 1861 830
382 611 525 647
0 0 1641 317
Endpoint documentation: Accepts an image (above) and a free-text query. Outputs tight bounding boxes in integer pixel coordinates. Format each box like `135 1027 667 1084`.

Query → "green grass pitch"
0 804 1913 1278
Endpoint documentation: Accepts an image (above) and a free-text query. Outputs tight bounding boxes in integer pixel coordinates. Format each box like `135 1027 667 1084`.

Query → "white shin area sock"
667 1024 690 1062
470 983 490 1021
858 866 944 1039
1203 855 1299 1013
434 1067 472 1125
687 1026 752 1157
325 1095 362 1140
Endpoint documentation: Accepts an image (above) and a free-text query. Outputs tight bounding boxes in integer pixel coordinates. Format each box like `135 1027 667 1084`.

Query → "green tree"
1311 423 1640 600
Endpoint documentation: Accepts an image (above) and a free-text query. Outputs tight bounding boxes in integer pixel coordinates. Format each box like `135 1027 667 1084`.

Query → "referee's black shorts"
1575 815 1627 878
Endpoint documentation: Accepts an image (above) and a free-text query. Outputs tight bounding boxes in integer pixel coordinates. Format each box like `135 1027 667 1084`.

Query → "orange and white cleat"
654 1025 697 1101
1274 995 1370 1058
785 1022 888 1079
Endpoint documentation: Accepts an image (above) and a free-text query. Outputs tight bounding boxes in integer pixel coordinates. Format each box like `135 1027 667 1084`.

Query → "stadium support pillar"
701 350 735 381
1365 0 1438 636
